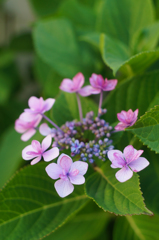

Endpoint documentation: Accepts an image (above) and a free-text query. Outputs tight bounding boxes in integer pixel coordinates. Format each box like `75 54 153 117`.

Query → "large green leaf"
0 162 88 240
33 19 83 78
100 34 159 77
127 106 159 153
139 148 159 215
96 0 154 46
103 71 159 124
113 214 159 240
52 92 98 125
85 161 152 215
44 201 110 240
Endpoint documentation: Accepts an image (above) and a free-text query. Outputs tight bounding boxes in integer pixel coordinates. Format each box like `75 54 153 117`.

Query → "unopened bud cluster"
52 109 114 163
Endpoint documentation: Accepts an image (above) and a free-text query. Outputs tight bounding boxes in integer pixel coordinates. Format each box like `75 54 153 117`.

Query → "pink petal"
43 98 55 112
42 135 52 152
31 156 41 165
22 145 37 160
59 79 74 92
114 122 128 131
21 129 36 141
15 119 26 133
69 175 85 185
123 145 135 163
110 164 118 168
115 166 133 182
134 109 139 119
20 111 39 121
128 157 149 172
89 73 104 88
45 163 63 179
102 79 117 91
117 111 128 123
28 96 40 109
57 154 73 172
39 123 52 136
31 140 41 152
73 72 84 90
43 147 59 162
69 161 88 175
78 86 101 97
54 179 74 198
131 150 144 162
107 150 125 168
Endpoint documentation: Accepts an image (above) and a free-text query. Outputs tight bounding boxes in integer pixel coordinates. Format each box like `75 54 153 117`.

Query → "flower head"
78 73 118 97
45 154 88 198
60 72 84 93
21 96 55 121
15 115 42 141
107 145 149 182
22 135 59 165
115 109 138 131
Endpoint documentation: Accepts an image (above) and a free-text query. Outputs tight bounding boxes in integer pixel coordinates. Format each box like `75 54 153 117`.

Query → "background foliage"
0 0 159 239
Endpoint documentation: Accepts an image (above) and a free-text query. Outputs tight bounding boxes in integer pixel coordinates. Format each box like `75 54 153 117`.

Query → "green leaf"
96 0 154 46
0 127 43 189
33 18 83 78
79 32 100 48
139 148 159 215
0 162 88 240
132 21 159 53
103 71 159 124
44 201 110 240
127 106 159 153
52 92 98 125
34 56 62 98
57 0 96 30
113 214 159 240
100 34 159 77
9 32 33 52
85 162 152 215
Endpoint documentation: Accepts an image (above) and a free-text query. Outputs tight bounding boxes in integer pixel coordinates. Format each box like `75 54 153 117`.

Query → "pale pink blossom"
21 96 55 121
78 73 118 97
60 72 84 93
22 135 59 165
115 109 138 131
39 123 56 137
45 154 88 198
107 145 149 182
15 116 42 141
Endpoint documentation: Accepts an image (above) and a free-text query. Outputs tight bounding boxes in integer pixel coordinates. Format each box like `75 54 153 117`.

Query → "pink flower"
15 116 42 141
21 96 55 121
22 135 59 165
45 154 88 198
78 73 118 97
107 145 149 182
60 72 84 93
115 109 138 131
39 123 56 138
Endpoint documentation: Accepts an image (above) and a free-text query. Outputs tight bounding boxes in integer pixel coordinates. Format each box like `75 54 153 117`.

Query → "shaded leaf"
0 162 88 240
44 201 110 240
113 214 159 240
103 71 159 124
85 162 152 215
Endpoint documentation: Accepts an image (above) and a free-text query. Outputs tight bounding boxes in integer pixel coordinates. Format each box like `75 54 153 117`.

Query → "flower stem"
41 114 63 132
76 93 83 122
98 90 103 116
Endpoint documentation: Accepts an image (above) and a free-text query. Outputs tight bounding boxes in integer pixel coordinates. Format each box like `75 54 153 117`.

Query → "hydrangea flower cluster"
15 72 149 197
